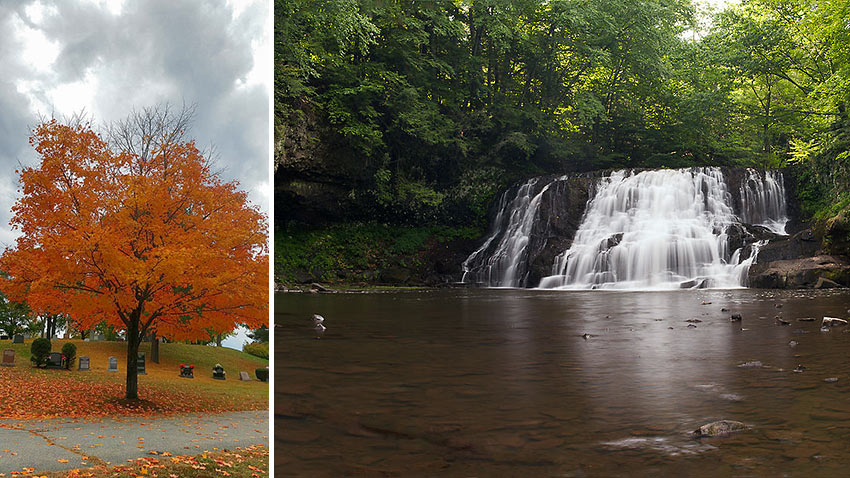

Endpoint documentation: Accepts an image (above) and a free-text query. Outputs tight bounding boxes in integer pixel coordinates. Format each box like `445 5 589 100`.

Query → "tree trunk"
216 333 223 347
151 335 160 364
126 319 140 400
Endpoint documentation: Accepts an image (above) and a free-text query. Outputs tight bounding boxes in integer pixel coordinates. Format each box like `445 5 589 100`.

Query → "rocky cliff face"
276 102 366 225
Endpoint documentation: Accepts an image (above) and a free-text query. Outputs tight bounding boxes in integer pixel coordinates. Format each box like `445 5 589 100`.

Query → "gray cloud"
0 0 269 248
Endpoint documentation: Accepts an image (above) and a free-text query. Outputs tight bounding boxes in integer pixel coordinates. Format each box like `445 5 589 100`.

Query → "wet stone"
693 420 748 437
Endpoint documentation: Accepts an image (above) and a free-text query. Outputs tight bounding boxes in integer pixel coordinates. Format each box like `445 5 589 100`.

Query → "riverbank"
274 222 480 288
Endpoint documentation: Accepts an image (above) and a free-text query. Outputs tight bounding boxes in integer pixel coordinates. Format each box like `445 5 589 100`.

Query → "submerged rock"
693 420 748 437
730 314 742 322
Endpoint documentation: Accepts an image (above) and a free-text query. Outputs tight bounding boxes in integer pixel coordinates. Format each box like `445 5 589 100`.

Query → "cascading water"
739 168 788 235
462 167 790 290
461 177 567 287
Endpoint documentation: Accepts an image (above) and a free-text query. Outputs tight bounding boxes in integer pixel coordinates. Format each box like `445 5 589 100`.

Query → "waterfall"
462 177 567 287
463 168 789 290
739 168 788 235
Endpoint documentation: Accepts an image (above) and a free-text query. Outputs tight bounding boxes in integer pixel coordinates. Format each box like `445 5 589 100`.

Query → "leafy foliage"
277 0 850 246
275 222 480 283
0 286 35 339
61 342 77 370
30 337 51 368
243 342 269 359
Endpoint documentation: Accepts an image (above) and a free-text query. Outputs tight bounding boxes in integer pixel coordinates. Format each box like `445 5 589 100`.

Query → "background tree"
0 287 35 339
0 106 268 400
247 325 268 343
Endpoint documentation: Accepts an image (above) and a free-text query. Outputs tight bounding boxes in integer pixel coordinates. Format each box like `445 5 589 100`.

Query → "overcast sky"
0 0 270 250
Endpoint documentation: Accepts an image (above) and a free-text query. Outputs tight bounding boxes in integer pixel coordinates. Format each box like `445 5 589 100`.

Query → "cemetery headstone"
1 349 14 367
107 356 118 372
137 353 146 375
212 363 226 380
179 363 194 378
45 352 63 369
12 334 23 344
239 371 251 381
78 356 90 371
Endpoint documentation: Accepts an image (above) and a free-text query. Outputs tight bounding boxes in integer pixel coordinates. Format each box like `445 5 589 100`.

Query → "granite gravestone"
45 352 63 369
107 356 118 372
212 363 226 380
239 371 251 381
12 335 23 344
137 353 146 375
1 349 14 367
179 363 194 378
78 356 90 371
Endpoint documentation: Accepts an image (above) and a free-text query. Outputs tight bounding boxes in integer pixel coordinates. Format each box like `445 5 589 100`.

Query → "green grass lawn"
1 339 269 417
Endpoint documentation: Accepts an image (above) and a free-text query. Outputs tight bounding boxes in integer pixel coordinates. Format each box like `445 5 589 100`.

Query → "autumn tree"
0 107 268 400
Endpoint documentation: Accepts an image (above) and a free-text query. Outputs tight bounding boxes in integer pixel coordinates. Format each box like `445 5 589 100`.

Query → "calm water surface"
276 289 850 476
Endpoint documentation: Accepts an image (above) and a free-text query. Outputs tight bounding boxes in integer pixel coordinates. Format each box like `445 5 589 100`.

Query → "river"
276 288 850 476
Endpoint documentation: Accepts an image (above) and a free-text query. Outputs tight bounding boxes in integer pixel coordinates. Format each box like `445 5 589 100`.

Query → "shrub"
255 367 269 382
30 338 51 368
243 342 268 359
61 342 77 369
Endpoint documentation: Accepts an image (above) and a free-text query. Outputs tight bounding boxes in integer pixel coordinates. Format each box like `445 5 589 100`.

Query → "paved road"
0 410 269 473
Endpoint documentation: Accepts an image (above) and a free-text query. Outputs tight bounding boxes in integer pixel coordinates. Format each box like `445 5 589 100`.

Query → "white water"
463 167 790 290
540 169 758 290
740 168 788 235
461 177 565 287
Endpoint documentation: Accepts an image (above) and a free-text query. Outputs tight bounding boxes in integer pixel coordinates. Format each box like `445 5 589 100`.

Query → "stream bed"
276 288 850 476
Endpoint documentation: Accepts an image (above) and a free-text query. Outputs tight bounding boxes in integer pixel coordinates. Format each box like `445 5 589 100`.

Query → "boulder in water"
730 314 742 322
693 420 747 437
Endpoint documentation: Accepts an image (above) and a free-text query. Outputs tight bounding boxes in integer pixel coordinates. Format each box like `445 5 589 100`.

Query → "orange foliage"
0 120 268 341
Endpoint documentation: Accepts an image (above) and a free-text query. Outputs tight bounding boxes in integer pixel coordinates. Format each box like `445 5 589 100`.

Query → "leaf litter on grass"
0 367 264 419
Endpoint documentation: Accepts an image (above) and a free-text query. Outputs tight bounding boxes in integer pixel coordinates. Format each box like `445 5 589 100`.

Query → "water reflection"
276 289 850 476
